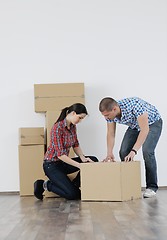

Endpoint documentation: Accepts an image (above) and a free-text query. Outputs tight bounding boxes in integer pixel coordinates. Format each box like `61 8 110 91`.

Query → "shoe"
34 180 44 200
143 189 156 198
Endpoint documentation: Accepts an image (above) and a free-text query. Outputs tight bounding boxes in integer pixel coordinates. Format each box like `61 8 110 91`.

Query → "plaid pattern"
107 97 161 130
44 119 79 161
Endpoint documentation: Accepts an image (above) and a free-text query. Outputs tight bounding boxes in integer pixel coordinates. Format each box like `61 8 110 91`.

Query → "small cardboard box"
80 161 142 201
19 127 45 145
34 83 85 112
18 145 45 196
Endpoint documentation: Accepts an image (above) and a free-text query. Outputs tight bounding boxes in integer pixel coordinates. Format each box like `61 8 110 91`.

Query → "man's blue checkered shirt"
107 97 161 130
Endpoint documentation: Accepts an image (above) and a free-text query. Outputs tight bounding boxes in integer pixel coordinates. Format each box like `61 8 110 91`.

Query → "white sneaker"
143 189 156 198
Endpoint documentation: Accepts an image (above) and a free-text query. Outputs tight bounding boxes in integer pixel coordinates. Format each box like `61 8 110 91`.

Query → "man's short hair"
99 97 117 112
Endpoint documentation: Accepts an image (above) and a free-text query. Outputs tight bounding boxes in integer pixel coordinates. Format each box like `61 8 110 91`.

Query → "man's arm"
125 112 149 161
104 122 116 162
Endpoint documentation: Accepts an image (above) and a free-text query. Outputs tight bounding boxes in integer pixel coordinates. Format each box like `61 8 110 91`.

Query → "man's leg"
119 128 139 161
142 119 163 193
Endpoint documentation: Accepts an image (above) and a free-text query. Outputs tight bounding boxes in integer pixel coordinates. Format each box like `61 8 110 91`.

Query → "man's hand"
124 151 136 162
103 154 115 162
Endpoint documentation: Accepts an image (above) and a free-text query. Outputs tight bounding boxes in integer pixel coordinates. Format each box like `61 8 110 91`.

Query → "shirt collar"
63 118 75 130
116 101 125 122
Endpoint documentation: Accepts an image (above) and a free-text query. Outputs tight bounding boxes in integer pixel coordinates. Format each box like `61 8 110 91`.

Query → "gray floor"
0 190 167 240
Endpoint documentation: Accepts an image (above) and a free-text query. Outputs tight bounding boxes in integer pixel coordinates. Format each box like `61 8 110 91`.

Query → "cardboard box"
80 161 141 201
34 83 85 112
18 145 45 196
19 127 45 145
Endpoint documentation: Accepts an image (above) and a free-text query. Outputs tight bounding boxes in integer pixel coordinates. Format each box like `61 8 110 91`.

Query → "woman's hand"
80 155 94 163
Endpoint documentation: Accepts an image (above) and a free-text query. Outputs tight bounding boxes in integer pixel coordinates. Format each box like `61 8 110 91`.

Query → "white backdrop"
0 0 166 191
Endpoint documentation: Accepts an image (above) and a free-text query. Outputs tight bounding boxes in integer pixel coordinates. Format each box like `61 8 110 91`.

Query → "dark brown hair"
56 103 88 123
99 97 117 112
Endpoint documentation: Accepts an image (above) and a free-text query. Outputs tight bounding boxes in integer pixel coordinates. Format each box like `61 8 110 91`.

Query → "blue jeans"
43 156 98 200
119 119 163 192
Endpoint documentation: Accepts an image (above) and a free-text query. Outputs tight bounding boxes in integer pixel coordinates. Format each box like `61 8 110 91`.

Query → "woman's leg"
43 161 81 200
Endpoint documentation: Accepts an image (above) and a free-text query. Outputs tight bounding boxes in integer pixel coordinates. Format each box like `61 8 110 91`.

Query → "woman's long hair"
56 103 88 123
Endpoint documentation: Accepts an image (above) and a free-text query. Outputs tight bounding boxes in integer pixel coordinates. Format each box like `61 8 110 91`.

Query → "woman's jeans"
119 119 163 192
43 156 98 200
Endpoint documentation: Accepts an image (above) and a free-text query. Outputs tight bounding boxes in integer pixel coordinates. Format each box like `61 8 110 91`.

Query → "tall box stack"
18 128 45 196
81 161 142 201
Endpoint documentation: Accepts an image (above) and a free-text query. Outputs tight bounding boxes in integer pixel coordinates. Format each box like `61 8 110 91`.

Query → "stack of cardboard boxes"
18 83 85 197
18 127 45 196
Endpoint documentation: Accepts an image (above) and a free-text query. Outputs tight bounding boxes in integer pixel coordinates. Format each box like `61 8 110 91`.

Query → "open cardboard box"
80 161 142 201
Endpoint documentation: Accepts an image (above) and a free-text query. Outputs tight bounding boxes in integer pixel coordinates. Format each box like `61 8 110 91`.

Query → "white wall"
0 0 166 191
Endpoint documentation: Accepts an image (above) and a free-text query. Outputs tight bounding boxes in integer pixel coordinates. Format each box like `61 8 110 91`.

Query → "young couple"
34 97 162 200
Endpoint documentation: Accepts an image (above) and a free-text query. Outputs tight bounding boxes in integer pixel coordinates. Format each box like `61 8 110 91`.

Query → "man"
99 97 163 198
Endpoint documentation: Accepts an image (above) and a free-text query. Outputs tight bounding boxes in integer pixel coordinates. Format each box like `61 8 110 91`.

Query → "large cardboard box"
80 161 142 201
19 127 45 145
34 83 85 112
18 145 45 196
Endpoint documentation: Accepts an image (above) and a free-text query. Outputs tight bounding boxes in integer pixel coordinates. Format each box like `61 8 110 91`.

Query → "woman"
34 103 98 200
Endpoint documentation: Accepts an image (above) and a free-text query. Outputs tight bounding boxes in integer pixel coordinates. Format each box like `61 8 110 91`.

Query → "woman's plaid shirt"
44 119 79 161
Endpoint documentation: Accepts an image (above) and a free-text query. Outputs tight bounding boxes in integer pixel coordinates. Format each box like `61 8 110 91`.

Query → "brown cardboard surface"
80 161 141 201
19 127 45 145
121 161 142 200
18 145 45 196
34 83 85 112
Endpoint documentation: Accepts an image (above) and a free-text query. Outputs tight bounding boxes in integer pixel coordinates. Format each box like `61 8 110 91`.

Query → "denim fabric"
43 156 98 200
119 118 163 192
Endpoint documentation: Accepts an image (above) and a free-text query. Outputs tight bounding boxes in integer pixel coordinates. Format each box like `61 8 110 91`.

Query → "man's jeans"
119 119 163 192
43 156 98 200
